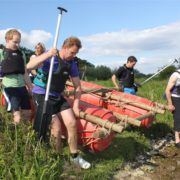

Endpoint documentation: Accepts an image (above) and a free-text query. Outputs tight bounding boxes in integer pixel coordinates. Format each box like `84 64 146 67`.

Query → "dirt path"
147 146 180 180
113 134 180 180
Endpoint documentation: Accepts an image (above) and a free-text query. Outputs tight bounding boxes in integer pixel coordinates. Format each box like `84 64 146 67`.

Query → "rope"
83 137 101 147
107 121 114 134
122 115 128 128
102 91 112 100
101 119 115 135
80 119 114 147
116 114 128 128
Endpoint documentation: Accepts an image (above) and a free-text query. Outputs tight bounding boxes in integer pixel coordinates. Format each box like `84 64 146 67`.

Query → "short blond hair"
62 37 82 49
5 29 21 41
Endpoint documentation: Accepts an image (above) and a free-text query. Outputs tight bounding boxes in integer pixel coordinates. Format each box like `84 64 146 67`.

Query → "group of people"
111 56 180 148
0 28 179 171
0 29 91 169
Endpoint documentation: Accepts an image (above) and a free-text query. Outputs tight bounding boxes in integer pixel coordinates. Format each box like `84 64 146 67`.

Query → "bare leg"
13 111 21 124
175 131 180 143
60 108 78 153
50 114 62 152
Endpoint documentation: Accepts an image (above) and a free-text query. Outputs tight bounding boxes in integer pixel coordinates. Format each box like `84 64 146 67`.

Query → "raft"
66 80 166 128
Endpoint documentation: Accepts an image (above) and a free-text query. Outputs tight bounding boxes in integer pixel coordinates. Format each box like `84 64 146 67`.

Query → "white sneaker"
71 155 91 169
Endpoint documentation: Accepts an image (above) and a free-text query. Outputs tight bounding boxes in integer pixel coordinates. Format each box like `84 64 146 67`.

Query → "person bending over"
27 37 91 169
112 56 138 95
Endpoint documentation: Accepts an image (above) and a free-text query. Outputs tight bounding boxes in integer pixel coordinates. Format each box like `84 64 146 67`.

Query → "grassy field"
0 79 173 179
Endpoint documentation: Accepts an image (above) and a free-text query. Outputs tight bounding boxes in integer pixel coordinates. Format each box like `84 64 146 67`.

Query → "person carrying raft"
27 36 91 169
112 56 139 95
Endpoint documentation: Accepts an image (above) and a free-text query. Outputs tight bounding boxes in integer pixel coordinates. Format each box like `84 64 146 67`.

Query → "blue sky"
1 0 180 74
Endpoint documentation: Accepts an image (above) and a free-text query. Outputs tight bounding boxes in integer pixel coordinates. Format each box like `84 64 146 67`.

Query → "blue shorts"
4 86 31 111
124 87 136 95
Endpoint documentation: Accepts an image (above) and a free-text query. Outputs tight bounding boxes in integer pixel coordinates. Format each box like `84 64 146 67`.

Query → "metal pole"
45 7 67 101
38 7 67 140
140 58 179 85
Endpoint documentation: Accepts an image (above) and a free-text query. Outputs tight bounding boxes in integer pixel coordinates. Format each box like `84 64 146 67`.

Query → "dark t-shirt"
32 56 79 96
115 64 134 87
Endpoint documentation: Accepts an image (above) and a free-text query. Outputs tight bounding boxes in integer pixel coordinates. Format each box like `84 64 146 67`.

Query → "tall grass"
0 79 173 179
0 108 64 179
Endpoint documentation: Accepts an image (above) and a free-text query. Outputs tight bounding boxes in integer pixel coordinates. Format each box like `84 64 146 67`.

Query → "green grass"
0 79 173 179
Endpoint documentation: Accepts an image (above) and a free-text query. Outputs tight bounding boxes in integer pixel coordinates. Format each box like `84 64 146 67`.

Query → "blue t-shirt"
32 56 79 96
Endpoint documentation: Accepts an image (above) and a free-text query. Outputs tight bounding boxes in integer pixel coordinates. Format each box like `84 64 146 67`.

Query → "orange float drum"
62 99 116 153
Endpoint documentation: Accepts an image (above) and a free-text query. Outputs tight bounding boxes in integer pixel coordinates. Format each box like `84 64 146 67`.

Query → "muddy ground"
147 146 180 180
113 135 180 180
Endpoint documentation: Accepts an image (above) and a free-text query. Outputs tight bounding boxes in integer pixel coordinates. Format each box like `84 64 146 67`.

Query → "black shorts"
33 93 70 115
4 86 31 111
172 97 180 131
33 93 70 137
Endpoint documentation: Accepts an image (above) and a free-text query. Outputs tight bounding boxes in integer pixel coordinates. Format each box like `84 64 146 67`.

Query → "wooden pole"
65 83 165 114
113 112 141 127
99 92 165 114
79 111 124 134
154 102 169 111
136 112 155 121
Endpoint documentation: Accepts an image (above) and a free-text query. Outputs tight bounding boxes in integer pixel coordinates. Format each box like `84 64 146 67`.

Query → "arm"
165 76 176 112
22 51 33 93
27 48 57 70
112 74 119 89
29 54 37 76
24 67 33 94
112 66 124 90
71 76 82 116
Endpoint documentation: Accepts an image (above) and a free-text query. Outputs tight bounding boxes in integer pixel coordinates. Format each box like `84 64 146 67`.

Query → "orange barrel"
66 80 156 128
0 93 6 106
62 98 116 153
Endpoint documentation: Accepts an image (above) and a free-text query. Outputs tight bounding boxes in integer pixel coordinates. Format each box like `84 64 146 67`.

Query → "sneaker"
71 155 91 169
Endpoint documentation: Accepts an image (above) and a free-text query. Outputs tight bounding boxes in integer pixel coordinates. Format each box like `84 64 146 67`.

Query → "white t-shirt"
170 69 180 98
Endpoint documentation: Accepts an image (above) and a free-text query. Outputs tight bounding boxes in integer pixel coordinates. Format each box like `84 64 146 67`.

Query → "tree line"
0 44 179 81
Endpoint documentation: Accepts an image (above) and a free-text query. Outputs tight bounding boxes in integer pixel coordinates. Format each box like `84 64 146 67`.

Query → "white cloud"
1 22 180 74
0 28 52 49
21 30 52 49
79 22 180 74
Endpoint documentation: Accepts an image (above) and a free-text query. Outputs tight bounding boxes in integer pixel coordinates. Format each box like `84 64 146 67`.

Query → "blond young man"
0 29 32 124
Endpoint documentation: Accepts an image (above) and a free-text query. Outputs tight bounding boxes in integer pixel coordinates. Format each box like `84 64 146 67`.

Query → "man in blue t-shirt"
27 37 91 169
